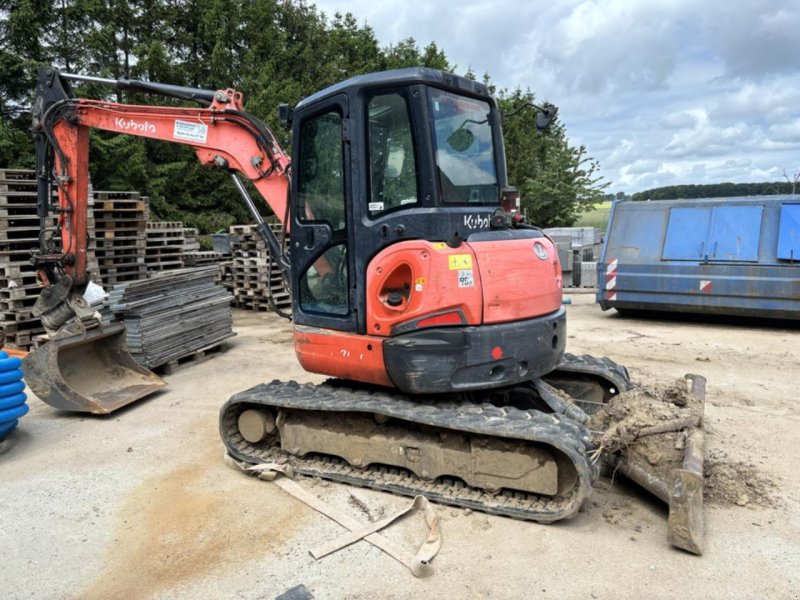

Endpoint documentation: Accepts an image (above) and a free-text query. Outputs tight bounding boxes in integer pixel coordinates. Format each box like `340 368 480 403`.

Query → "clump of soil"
704 449 779 508
589 378 702 477
589 379 780 509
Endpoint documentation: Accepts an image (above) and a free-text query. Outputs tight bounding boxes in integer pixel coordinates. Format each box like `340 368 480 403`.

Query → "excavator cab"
287 69 566 392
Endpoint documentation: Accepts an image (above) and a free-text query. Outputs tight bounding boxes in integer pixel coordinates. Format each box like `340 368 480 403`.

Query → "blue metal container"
0 351 28 439
597 197 800 319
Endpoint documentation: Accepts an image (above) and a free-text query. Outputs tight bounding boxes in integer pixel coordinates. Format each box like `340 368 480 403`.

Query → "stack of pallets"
93 191 148 285
182 227 200 254
105 266 235 372
219 260 234 292
229 223 291 313
183 251 228 267
145 221 185 272
0 169 101 349
0 170 50 349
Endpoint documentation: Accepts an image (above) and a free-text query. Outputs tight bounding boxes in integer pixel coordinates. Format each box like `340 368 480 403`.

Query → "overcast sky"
313 0 800 194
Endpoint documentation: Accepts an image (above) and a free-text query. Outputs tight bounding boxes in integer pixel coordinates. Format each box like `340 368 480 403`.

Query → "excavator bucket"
22 322 166 414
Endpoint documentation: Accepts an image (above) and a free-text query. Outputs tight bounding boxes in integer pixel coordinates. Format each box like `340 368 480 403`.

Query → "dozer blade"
22 322 166 414
597 374 706 555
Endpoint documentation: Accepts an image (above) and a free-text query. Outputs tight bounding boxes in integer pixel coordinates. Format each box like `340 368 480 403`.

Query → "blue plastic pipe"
0 351 28 439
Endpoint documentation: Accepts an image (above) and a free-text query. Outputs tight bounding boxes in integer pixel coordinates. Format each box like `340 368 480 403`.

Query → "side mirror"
536 104 558 132
446 127 475 152
278 103 294 127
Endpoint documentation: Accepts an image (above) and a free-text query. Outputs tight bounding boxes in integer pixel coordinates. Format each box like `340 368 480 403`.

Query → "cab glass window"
296 109 350 316
430 89 498 204
297 110 346 231
367 93 419 216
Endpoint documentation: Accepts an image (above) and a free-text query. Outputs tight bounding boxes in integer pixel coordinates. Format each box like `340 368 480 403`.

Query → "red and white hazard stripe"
605 258 618 301
699 280 713 293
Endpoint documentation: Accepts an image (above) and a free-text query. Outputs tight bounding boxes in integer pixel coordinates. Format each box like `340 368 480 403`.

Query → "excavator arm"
33 66 291 328
25 67 293 414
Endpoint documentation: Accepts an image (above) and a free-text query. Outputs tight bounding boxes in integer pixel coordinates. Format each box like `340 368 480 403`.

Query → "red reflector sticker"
416 312 463 328
491 346 503 360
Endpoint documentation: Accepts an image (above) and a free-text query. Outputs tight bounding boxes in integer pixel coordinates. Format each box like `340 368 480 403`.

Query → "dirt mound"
589 379 779 509
589 378 702 479
704 449 779 508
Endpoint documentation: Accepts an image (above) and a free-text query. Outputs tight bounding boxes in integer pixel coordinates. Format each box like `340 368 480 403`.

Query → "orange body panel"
364 237 563 336
294 326 394 387
365 241 484 335
469 237 562 324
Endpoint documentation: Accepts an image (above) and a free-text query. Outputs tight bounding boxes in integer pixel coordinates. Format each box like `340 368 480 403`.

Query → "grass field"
574 202 613 231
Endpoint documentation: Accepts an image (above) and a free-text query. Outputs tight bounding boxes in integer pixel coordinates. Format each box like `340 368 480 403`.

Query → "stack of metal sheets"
105 266 235 369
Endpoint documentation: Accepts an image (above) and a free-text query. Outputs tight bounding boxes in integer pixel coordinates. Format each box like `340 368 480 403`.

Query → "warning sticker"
173 120 208 143
448 254 473 270
458 269 474 288
368 201 384 212
415 276 426 292
432 242 447 251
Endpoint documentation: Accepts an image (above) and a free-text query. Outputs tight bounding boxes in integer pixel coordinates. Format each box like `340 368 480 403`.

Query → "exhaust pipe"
22 322 166 415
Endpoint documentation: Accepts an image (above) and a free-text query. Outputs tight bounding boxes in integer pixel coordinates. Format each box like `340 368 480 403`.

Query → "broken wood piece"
311 495 440 562
225 455 442 577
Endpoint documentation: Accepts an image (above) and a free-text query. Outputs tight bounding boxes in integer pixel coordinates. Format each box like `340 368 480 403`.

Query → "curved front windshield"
430 89 499 204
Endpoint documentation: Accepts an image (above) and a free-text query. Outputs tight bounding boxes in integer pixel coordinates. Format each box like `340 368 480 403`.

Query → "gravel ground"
1 296 798 599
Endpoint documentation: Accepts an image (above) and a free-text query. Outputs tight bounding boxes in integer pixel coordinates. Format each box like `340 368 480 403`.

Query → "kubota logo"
463 214 490 230
114 118 156 134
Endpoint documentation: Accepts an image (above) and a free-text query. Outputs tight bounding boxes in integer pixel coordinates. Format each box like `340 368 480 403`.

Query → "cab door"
290 94 357 332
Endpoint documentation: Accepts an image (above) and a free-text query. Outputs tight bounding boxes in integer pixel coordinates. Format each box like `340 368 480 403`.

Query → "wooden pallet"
91 191 149 286
153 339 232 375
183 251 227 266
228 221 291 315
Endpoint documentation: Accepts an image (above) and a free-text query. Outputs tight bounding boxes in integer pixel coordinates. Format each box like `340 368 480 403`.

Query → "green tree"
381 38 451 71
0 0 606 233
631 181 795 201
500 89 606 226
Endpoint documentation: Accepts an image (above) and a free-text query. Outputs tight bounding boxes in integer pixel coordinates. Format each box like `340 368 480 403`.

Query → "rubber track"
550 353 633 394
220 380 597 523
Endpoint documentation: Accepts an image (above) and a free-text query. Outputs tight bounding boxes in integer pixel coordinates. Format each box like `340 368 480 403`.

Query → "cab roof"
295 67 493 111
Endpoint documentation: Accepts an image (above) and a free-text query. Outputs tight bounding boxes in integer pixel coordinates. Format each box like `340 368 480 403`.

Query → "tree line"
0 0 606 231
632 181 797 201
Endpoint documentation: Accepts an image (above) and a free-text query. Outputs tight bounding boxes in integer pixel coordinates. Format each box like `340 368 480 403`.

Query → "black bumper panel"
383 308 567 394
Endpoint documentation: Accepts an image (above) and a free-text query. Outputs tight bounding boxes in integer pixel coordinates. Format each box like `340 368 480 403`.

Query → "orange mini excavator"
25 66 641 524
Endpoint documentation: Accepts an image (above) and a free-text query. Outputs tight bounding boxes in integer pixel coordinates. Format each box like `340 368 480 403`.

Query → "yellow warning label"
432 242 447 250
448 254 473 270
415 277 427 285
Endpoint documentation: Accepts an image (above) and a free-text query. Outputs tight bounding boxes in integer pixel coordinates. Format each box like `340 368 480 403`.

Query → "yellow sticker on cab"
448 254 473 270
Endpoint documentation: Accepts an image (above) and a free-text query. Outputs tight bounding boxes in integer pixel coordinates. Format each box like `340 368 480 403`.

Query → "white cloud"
313 0 800 193
660 111 699 130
